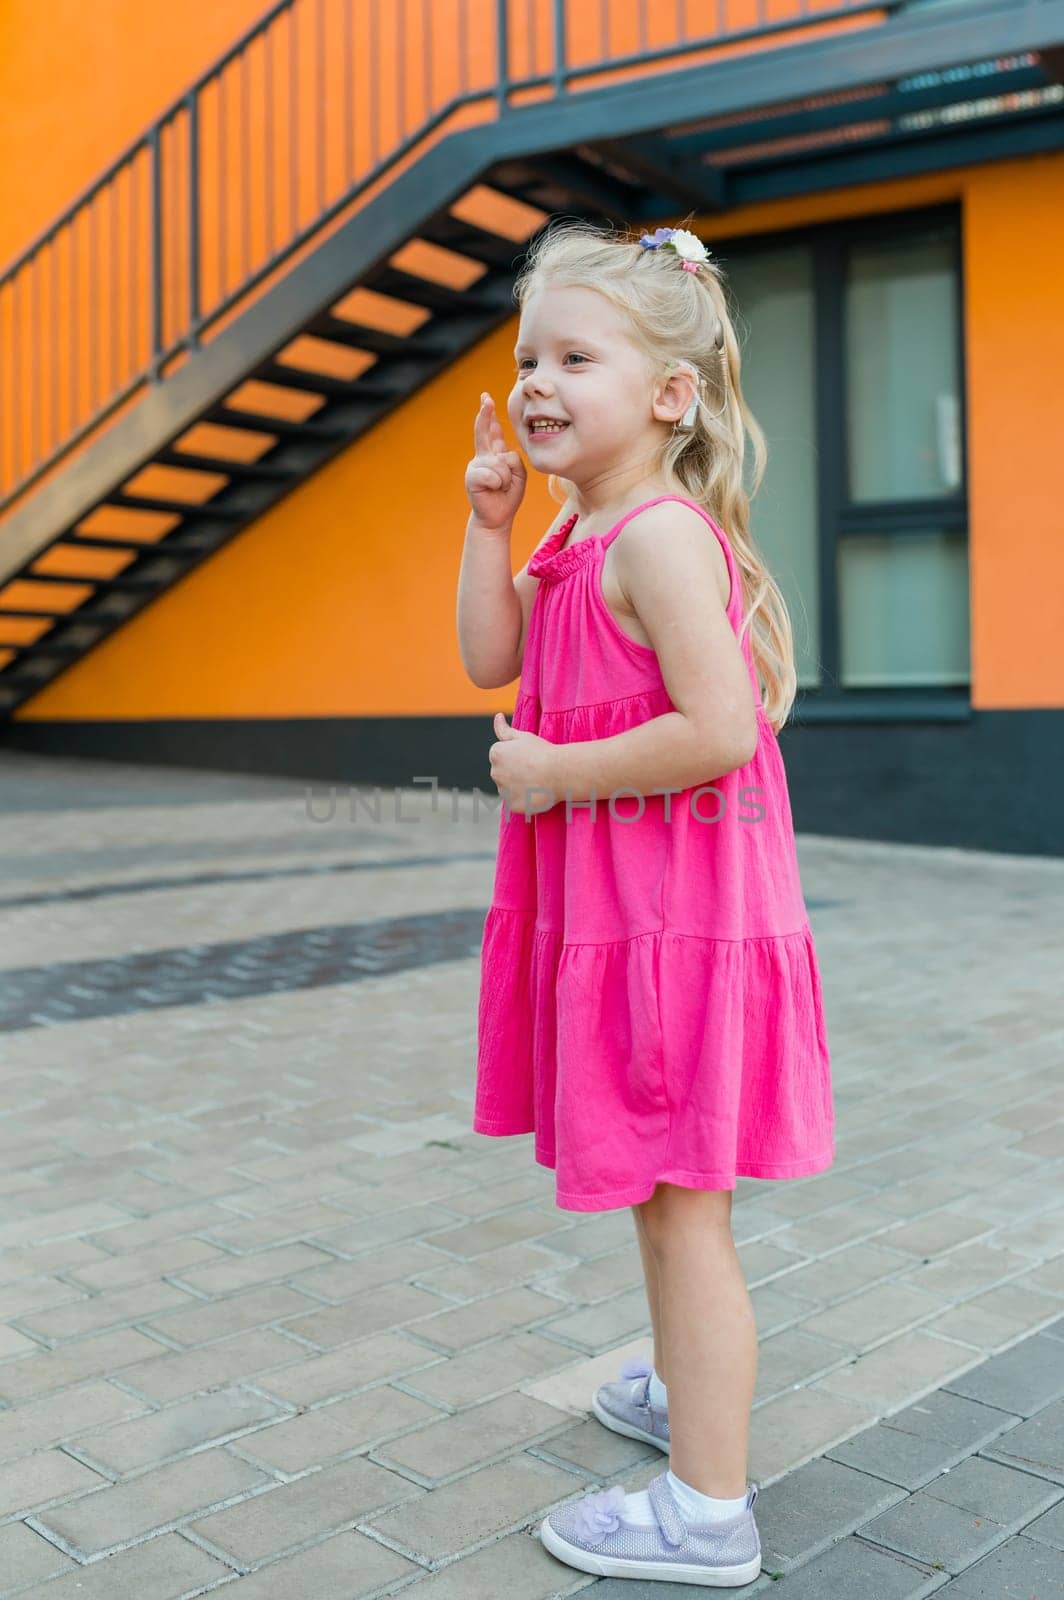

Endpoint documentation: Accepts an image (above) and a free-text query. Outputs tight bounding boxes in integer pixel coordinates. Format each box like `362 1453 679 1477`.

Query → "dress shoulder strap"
602 495 740 605
602 493 761 705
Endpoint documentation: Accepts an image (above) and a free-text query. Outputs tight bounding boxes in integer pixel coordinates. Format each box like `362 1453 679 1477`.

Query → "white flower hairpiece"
638 226 711 273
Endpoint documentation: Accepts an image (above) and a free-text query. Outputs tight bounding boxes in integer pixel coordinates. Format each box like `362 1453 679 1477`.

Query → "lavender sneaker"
592 1353 670 1453
540 1467 763 1586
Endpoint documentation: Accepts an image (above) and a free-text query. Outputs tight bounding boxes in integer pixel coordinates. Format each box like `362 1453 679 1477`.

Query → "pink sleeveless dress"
474 493 834 1212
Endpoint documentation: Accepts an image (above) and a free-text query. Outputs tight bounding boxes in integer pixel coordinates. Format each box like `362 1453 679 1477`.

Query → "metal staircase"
1 0 1061 718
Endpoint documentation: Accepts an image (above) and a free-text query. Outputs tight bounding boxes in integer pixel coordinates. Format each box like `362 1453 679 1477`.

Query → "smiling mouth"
528 421 570 436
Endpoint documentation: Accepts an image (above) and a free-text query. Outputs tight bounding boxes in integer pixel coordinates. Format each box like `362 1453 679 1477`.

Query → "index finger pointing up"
474 393 493 455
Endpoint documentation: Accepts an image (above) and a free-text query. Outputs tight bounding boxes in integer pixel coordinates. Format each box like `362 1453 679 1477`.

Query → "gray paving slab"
755 1455 907 1571
942 1335 1064 1419
860 1488 1018 1574
981 1399 1064 1486
920 1455 1063 1525
933 1533 1064 1598
883 1388 1024 1450
1024 1496 1064 1552
0 751 1062 1599
826 1418 991 1491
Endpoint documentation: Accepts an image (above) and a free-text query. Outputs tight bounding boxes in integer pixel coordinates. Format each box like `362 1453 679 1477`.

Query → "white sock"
617 1487 657 1525
647 1368 668 1409
667 1470 749 1524
618 1471 749 1529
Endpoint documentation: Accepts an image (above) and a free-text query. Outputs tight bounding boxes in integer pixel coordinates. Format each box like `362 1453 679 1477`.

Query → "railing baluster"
72 209 80 427
265 27 276 257
317 0 326 212
424 0 431 114
90 199 99 410
29 254 39 469
497 0 508 114
150 126 162 380
53 238 60 458
242 49 252 281
218 73 228 308
110 180 119 389
163 122 171 356
12 273 21 479
128 160 136 382
370 0 378 163
344 0 353 185
553 0 566 93
290 3 299 237
397 0 405 137
188 92 201 341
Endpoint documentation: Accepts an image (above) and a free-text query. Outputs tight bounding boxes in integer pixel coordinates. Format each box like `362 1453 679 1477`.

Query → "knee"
638 1182 733 1252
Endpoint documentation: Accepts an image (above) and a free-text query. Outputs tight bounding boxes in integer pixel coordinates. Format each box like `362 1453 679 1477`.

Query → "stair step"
106 491 247 520
154 448 301 481
63 533 211 554
10 570 144 590
412 216 526 269
255 362 400 400
368 268 515 317
0 641 85 661
0 669 67 689
23 572 165 594
208 406 354 440
0 606 73 619
305 318 453 359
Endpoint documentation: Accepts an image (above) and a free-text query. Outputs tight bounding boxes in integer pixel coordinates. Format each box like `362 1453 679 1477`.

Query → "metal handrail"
0 0 903 515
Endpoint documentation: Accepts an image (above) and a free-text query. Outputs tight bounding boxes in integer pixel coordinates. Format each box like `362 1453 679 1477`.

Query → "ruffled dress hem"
470 1125 836 1211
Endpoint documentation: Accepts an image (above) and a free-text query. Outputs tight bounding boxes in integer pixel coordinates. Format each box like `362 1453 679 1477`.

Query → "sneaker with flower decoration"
591 1353 671 1452
540 1467 762 1586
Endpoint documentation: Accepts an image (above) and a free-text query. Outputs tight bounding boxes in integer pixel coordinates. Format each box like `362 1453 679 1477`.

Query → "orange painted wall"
1 2 1059 721
0 0 272 269
961 156 1064 708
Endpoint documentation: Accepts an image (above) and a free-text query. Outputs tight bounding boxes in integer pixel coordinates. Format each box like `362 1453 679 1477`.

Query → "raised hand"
465 392 527 532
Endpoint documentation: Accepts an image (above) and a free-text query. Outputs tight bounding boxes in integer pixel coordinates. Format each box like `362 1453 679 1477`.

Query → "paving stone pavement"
0 748 1062 1599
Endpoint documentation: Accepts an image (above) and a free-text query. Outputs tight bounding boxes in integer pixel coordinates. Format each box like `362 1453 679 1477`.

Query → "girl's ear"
654 363 698 426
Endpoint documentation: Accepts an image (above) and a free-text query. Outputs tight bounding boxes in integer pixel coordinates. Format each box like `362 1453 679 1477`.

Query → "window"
723 206 969 710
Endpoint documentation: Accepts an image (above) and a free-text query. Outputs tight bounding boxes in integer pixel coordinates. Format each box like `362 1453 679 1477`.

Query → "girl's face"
507 285 662 481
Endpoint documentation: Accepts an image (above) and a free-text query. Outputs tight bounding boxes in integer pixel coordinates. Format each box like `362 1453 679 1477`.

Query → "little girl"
457 217 834 1587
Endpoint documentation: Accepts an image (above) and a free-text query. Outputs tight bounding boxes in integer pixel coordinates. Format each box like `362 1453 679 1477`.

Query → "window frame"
716 201 971 723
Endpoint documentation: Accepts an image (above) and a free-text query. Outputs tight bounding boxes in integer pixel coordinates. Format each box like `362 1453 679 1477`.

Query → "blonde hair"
513 215 798 734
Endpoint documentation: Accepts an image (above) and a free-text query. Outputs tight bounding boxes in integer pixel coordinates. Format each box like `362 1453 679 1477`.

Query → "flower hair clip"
638 226 710 273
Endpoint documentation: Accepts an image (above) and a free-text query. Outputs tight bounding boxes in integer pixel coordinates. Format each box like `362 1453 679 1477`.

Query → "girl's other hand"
466 393 527 533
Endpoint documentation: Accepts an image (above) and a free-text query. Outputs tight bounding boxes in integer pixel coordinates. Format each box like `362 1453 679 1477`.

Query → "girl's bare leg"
639 1182 757 1498
631 1199 666 1384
